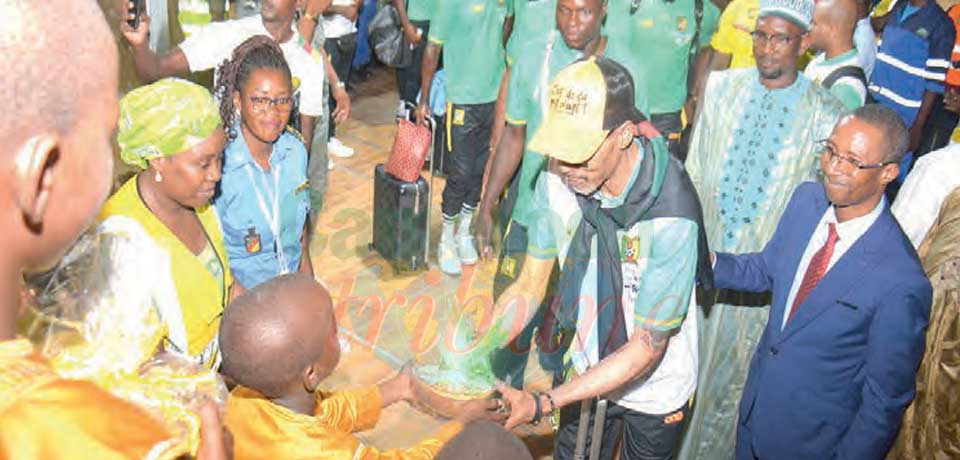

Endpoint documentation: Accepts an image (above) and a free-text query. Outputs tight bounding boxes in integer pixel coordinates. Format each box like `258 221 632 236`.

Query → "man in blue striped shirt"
869 0 954 160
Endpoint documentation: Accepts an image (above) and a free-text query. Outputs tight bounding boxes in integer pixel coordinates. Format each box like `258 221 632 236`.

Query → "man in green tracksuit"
416 0 510 276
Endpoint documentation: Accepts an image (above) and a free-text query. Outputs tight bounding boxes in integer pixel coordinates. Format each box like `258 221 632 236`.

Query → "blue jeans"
352 0 377 68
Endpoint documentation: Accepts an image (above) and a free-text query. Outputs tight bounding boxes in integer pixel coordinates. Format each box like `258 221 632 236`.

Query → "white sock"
457 206 474 238
441 214 457 242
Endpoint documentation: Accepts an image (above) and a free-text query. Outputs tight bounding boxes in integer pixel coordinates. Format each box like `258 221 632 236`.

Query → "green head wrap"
117 78 222 169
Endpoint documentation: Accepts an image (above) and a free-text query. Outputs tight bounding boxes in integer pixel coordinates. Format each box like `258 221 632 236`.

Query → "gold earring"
154 170 163 183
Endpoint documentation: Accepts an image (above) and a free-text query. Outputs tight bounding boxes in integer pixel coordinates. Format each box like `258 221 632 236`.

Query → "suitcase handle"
399 100 436 132
398 100 438 268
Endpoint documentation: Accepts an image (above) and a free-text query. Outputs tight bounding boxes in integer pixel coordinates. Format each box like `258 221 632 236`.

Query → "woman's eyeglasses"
248 95 292 113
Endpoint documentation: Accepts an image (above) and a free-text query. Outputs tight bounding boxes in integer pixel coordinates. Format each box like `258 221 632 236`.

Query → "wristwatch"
334 81 346 89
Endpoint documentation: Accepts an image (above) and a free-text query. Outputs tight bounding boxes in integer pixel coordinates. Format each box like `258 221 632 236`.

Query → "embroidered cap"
528 56 644 165
758 0 814 31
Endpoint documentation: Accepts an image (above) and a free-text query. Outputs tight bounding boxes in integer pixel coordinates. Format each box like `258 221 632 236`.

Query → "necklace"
135 176 228 313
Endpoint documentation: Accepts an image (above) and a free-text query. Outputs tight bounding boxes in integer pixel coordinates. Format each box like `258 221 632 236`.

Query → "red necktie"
788 223 839 323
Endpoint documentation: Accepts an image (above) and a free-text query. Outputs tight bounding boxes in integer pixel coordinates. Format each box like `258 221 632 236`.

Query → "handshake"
388 363 556 430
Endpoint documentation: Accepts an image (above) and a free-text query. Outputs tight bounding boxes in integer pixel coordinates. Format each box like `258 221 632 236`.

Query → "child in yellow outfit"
219 274 505 459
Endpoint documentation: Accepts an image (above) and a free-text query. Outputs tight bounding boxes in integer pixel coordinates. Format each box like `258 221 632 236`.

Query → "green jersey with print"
429 0 508 104
504 35 581 227
605 0 719 114
406 0 434 22
525 144 698 333
506 0 558 65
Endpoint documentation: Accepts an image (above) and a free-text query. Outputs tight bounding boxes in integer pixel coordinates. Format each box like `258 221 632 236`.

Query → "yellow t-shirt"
225 385 464 460
0 339 185 460
711 0 760 69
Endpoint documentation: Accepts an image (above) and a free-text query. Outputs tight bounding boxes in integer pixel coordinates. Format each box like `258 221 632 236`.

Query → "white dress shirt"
781 197 886 329
892 144 960 248
323 0 359 38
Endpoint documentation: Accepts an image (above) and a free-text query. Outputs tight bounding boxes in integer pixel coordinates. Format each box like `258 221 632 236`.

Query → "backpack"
822 64 868 90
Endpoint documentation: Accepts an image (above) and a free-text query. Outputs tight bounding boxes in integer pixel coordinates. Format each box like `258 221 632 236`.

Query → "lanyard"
538 30 558 119
243 160 290 274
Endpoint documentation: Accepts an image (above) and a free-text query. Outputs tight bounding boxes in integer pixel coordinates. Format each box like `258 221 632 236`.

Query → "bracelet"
540 391 557 414
334 81 346 89
301 10 318 23
530 392 542 425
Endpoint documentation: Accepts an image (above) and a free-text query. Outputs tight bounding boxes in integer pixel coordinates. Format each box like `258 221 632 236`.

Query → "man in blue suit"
713 104 933 460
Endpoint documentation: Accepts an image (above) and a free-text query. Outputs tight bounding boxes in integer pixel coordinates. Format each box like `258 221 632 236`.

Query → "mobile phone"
127 0 144 29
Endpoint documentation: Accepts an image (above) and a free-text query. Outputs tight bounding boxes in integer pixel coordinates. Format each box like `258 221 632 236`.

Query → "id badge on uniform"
621 235 645 297
453 109 466 126
244 227 261 254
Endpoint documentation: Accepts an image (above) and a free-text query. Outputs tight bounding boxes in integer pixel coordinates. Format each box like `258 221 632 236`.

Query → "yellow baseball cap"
528 56 644 165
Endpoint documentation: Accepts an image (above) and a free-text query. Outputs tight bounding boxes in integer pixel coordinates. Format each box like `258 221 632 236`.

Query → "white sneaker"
438 237 462 275
328 137 355 158
457 235 478 265
328 159 335 170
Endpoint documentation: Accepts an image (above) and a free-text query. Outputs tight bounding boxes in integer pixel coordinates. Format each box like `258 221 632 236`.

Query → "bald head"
435 421 533 460
220 274 339 397
810 0 858 51
0 1 119 275
0 0 117 144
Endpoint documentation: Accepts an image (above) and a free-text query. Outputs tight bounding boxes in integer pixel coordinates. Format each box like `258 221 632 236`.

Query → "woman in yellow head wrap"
95 77 235 370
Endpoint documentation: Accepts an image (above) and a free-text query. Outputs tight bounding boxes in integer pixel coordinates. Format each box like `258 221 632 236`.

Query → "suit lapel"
776 208 893 343
769 188 829 341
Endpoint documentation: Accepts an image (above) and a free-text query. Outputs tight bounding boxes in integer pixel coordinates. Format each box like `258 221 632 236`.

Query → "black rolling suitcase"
370 102 437 273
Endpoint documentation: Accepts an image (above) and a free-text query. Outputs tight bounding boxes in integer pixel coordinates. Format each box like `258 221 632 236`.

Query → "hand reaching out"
454 398 509 424
494 383 539 430
196 402 232 460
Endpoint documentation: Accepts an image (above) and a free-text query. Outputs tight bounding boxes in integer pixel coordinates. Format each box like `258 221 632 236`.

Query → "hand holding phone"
120 0 150 47
127 0 144 30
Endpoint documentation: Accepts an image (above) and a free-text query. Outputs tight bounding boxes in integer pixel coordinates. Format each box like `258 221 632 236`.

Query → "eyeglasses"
750 30 803 49
248 95 292 113
817 139 895 172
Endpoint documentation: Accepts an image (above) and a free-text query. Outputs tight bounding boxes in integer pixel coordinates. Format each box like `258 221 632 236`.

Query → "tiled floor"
312 66 555 458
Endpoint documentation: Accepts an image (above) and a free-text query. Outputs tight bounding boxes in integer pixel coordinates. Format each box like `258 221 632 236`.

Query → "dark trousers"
395 20 431 105
441 101 493 217
324 32 357 138
915 95 958 162
490 221 561 387
650 111 684 161
554 399 690 460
